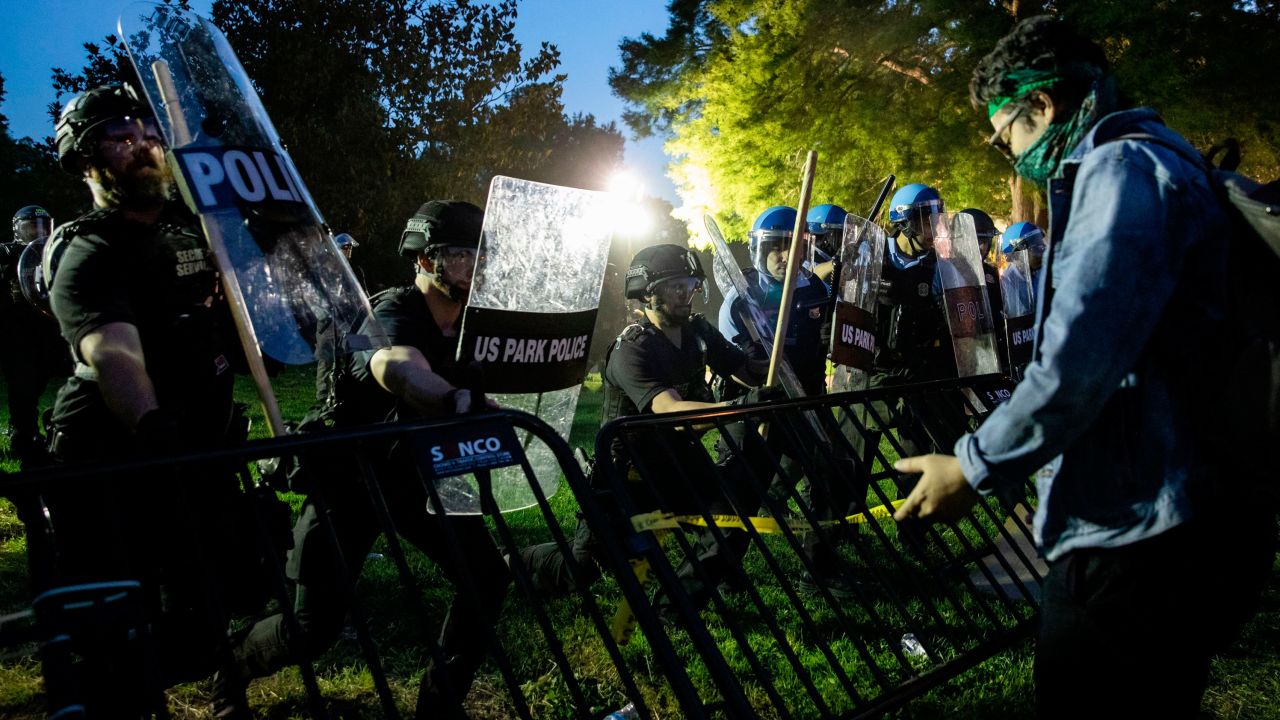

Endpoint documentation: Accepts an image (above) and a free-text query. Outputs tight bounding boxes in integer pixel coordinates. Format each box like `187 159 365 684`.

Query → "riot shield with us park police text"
829 214 886 393
118 3 387 385
442 176 615 514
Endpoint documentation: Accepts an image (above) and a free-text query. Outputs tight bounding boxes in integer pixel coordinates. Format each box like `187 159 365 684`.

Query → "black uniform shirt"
48 203 237 451
347 285 461 424
603 314 744 422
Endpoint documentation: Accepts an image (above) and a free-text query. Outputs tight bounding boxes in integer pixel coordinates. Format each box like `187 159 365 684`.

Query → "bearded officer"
42 83 252 715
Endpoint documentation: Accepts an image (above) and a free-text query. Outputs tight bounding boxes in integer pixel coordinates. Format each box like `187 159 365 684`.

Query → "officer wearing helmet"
1001 221 1047 314
878 183 954 383
333 231 366 289
719 206 830 396
718 207 861 595
520 243 769 614
217 200 511 720
0 205 69 463
39 83 253 714
806 202 847 283
957 208 1008 371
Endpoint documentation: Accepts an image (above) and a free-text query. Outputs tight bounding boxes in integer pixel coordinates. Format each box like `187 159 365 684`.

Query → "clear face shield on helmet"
752 230 810 282
893 198 946 252
14 216 53 244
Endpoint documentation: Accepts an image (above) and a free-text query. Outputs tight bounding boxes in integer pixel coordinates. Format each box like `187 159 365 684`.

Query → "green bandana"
1011 75 1117 189
988 69 1063 117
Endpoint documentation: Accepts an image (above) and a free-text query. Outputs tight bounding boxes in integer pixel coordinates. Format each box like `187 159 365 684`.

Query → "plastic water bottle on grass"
604 702 639 719
901 632 929 661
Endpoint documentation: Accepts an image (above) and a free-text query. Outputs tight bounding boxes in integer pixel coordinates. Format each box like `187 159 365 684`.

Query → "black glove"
734 384 786 406
134 407 184 456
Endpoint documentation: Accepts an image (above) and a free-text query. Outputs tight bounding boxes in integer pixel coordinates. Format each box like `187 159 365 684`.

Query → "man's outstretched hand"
892 454 979 523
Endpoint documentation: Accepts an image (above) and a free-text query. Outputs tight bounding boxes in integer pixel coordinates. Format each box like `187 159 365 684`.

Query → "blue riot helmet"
749 205 800 282
958 208 999 259
887 183 944 249
1001 221 1045 255
806 203 847 258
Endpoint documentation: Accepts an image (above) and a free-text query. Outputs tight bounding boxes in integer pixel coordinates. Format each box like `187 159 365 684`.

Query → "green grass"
1 370 1278 719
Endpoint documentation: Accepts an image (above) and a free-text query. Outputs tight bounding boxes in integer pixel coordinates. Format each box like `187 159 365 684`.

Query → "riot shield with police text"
830 214 885 393
118 4 387 379
446 176 614 514
932 212 1001 377
999 248 1037 380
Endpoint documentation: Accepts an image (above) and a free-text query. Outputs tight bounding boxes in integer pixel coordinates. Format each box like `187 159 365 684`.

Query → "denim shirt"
954 108 1230 561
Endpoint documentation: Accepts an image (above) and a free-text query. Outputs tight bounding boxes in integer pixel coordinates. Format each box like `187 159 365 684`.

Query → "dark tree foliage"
611 0 1280 240
33 0 624 291
209 0 625 289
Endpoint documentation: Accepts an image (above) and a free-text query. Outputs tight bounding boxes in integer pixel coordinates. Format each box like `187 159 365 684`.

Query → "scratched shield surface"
438 176 615 514
120 3 385 366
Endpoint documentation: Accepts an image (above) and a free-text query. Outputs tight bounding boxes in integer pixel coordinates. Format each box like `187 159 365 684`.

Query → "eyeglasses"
986 105 1025 160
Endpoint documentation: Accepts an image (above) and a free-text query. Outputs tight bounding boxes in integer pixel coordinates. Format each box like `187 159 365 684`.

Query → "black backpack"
1111 134 1280 500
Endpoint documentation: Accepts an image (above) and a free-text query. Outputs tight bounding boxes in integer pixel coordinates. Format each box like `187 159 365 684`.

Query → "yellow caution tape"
629 500 904 535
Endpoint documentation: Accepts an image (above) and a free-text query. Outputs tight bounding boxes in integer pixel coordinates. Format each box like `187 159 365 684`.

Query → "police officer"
217 201 510 720
958 208 1007 366
806 202 847 285
718 207 861 595
720 206 829 396
43 83 251 715
0 205 69 463
521 244 768 612
1000 221 1046 318
334 231 367 290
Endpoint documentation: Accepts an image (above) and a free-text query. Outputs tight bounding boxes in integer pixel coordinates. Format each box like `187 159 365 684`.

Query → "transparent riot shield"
999 248 1037 379
830 214 885 393
118 4 386 376
442 176 614 514
933 212 1001 377
704 214 805 398
17 240 51 317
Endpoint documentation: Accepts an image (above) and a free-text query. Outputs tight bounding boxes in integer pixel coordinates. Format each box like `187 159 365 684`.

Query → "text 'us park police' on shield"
459 306 597 394
831 301 877 371
172 146 305 213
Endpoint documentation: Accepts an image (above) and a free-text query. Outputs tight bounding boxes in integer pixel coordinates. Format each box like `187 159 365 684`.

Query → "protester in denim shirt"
891 16 1275 720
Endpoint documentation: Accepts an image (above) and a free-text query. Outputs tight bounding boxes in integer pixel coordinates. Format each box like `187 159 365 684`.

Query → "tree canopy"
10 0 624 291
611 0 1280 243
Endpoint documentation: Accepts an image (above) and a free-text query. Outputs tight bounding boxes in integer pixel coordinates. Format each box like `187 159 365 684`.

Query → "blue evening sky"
0 0 678 202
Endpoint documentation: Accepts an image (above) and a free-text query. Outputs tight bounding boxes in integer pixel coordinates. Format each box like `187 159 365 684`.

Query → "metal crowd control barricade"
0 409 651 719
586 375 1045 720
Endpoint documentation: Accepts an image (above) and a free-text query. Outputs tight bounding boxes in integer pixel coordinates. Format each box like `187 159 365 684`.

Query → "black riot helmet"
55 83 154 174
958 208 1000 257
398 200 484 257
624 244 706 300
12 206 53 244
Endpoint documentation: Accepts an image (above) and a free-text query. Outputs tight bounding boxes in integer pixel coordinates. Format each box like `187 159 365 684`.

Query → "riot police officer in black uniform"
0 205 71 464
521 244 769 613
217 201 510 720
42 83 252 716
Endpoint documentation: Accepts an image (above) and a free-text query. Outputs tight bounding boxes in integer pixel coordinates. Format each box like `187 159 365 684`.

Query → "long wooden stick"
766 151 818 388
153 59 288 437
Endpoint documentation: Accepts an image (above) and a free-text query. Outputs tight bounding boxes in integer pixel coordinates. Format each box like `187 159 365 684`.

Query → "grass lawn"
1 368 1277 719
